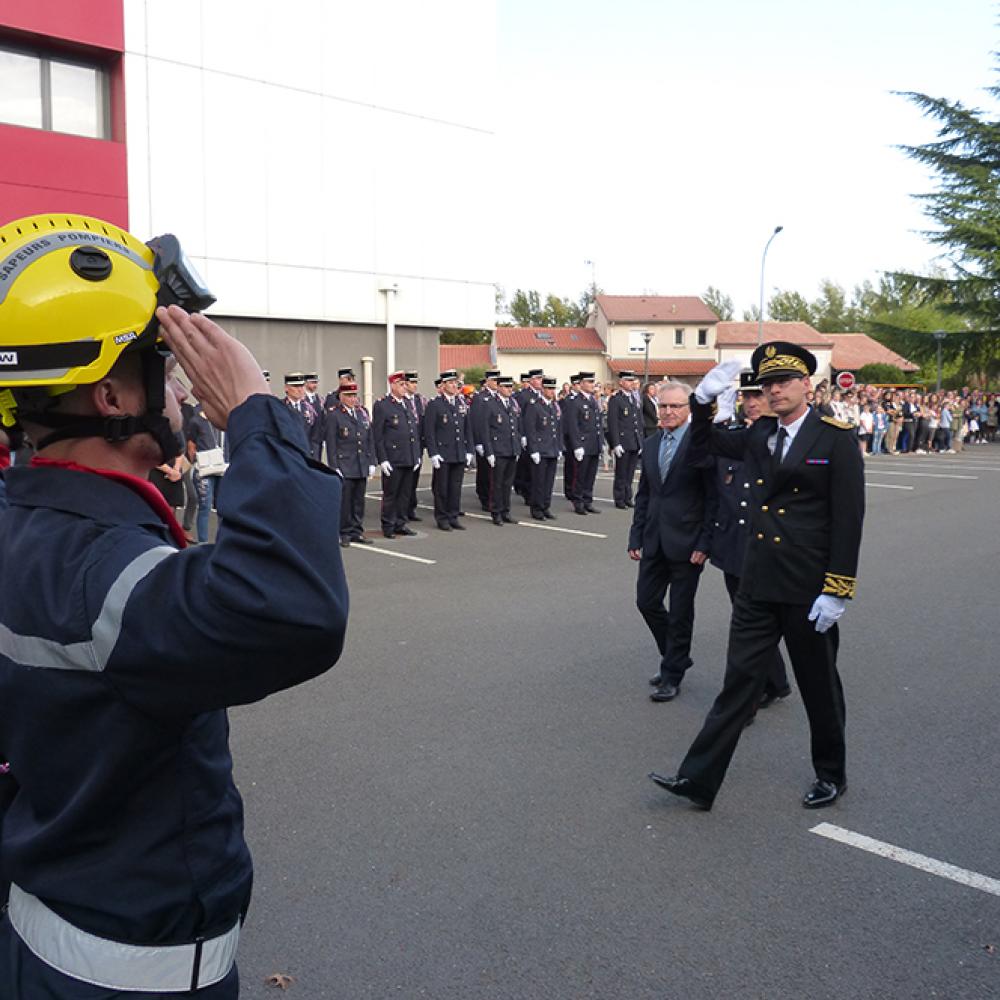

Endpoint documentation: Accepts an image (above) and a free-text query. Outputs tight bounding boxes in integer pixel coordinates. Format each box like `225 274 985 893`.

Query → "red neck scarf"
29 457 188 549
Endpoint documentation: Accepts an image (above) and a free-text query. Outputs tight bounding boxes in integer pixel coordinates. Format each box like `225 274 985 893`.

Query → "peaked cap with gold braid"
750 340 817 383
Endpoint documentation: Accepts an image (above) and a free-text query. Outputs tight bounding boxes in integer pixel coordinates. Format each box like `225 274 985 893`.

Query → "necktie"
773 427 788 466
658 431 675 481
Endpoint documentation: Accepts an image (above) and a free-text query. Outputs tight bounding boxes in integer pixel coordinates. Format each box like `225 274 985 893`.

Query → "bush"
857 363 908 384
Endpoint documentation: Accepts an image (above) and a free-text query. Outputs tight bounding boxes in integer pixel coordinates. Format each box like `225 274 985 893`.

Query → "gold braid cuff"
822 573 856 599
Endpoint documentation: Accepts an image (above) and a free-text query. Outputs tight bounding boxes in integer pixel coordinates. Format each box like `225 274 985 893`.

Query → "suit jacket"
642 394 659 437
628 427 717 561
689 397 865 603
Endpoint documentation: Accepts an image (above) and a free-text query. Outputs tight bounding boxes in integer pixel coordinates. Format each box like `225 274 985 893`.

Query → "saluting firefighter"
649 342 865 812
606 369 644 508
403 371 426 523
324 382 376 547
372 371 421 538
524 376 562 520
283 372 324 461
513 369 543 501
483 375 523 525
471 369 501 511
423 369 474 531
564 371 602 515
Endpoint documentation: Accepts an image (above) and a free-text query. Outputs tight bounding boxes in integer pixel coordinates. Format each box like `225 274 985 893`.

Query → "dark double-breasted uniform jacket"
324 401 374 479
423 395 473 463
483 394 522 459
708 436 754 577
283 396 324 461
690 397 865 603
606 390 644 452
372 394 421 468
564 393 602 455
523 396 562 458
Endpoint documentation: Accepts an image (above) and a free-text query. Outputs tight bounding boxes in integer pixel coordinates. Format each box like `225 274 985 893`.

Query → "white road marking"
517 521 607 538
865 482 914 490
811 823 1000 897
862 470 977 480
346 545 436 565
868 459 1000 473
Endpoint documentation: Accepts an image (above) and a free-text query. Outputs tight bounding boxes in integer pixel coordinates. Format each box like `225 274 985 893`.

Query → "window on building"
628 329 651 354
674 328 684 347
697 328 708 347
0 44 109 139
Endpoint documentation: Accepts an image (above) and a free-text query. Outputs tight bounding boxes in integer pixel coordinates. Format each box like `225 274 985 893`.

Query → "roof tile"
494 327 605 353
596 295 719 324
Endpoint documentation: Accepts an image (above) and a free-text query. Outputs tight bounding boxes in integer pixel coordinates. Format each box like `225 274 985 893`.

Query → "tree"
857 362 908 384
767 289 812 323
506 286 597 328
440 328 491 345
741 304 761 323
702 286 734 321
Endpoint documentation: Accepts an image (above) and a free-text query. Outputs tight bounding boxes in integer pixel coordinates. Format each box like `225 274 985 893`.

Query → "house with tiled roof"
592 295 720 383
825 333 918 375
492 327 606 385
715 321 834 383
439 343 493 374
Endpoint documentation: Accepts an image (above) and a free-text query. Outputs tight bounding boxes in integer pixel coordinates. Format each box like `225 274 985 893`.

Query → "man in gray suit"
628 381 717 702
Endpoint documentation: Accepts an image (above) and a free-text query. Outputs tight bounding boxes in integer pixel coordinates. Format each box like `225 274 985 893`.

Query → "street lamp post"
757 225 784 345
642 330 654 388
933 330 947 392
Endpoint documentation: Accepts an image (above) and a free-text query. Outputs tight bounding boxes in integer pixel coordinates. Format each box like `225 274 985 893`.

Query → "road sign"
836 371 856 390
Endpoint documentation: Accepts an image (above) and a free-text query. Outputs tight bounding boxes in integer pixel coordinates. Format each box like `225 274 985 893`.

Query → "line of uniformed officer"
372 371 422 538
282 372 324 461
522 377 562 519
605 369 644 508
562 371 603 515
481 375 523 525
514 369 544 500
471 368 502 510
423 369 474 531
322 381 377 547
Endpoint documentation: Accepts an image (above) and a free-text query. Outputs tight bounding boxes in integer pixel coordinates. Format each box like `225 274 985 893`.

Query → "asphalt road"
229 444 1000 999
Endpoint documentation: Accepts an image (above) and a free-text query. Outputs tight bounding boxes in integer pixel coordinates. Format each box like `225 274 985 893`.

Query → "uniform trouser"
562 448 572 498
723 572 789 697
432 462 465 525
677 592 846 802
488 456 517 516
476 454 491 508
0 918 239 999
339 476 367 540
407 460 423 517
636 555 704 683
513 450 532 499
381 466 415 531
529 456 557 514
566 453 598 507
612 449 640 504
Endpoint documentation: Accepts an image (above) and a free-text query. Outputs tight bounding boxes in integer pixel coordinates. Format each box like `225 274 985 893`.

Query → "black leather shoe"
615 501 628 509
407 515 422 522
382 531 396 539
649 674 663 686
759 686 792 709
354 537 374 545
543 511 556 520
584 505 600 514
624 500 635 507
340 539 351 548
397 526 417 537
457 511 466 517
574 506 588 515
502 514 517 524
650 682 680 702
802 779 846 809
492 514 504 526
532 511 546 520
648 773 713 810
449 521 466 530
437 523 452 531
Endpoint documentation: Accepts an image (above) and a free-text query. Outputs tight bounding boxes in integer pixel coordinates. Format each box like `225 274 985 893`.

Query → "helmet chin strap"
29 351 182 463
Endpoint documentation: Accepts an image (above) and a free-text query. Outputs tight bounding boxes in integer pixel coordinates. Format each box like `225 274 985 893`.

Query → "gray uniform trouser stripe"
0 546 174 671
7 884 239 992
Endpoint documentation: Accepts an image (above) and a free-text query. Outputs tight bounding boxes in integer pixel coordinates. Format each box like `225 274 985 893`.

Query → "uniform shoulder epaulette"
820 415 853 430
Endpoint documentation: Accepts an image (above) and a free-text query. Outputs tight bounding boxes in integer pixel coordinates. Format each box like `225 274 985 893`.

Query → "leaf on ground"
984 944 996 955
265 972 296 989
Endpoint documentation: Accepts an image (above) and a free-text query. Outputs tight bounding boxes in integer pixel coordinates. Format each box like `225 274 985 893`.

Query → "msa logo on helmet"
113 332 138 346
0 351 18 366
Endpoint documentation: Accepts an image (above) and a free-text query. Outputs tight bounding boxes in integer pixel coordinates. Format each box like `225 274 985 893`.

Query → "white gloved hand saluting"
808 595 846 634
713 384 739 424
573 447 585 462
613 444 624 458
694 359 744 405
431 455 443 470
380 461 393 476
530 452 541 464
486 454 496 468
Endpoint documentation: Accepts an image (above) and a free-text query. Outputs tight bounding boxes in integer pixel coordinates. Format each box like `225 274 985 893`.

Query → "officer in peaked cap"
284 372 324 461
326 368 356 407
523 376 562 519
323 382 376 547
561 372 583 500
606 369 643 508
403 372 426 522
564 372 602 514
482 375 522 524
423 369 473 531
372 371 421 538
649 342 864 812
514 369 544 501
471 369 502 511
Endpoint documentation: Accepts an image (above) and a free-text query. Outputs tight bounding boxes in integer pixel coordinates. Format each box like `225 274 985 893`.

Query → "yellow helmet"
0 213 214 436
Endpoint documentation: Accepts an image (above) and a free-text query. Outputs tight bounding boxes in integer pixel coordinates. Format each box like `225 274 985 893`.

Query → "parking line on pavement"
862 470 978 481
517 521 607 538
865 482 914 490
347 545 436 565
811 823 1000 898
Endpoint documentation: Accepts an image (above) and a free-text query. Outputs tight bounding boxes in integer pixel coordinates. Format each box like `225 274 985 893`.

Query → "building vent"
535 332 553 341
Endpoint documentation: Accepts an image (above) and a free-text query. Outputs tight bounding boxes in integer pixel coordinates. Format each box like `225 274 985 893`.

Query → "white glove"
486 454 496 468
694 359 744 404
431 455 443 470
368 465 377 478
808 595 847 634
531 452 541 464
475 444 484 456
413 462 421 471
714 384 738 424
613 444 624 458
380 461 393 476
520 436 527 448
465 452 474 467
573 447 585 462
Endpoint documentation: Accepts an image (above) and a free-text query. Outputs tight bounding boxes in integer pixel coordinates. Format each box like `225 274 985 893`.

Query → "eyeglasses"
658 402 689 410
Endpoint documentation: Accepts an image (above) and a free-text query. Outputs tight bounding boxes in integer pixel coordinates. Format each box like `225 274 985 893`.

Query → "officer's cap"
542 377 557 388
497 375 514 387
527 368 544 378
569 373 582 384
341 382 358 393
740 370 764 393
578 371 596 381
438 369 458 382
405 371 419 382
618 370 638 380
338 368 355 378
520 372 530 381
388 371 407 385
306 372 318 382
285 372 307 386
484 369 501 380
750 341 817 383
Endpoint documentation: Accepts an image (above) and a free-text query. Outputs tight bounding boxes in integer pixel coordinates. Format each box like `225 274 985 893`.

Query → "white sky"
496 0 999 318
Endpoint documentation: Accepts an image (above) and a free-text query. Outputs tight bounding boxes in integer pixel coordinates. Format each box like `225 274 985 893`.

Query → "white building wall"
123 0 496 330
